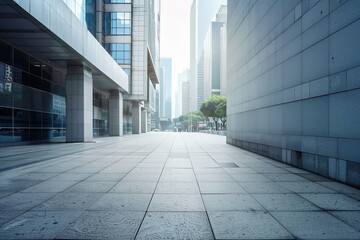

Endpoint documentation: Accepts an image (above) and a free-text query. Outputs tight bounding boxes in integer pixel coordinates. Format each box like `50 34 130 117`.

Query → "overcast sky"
160 0 192 93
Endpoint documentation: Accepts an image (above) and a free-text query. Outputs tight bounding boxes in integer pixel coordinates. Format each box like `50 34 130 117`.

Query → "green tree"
174 111 205 131
200 95 226 130
215 99 226 129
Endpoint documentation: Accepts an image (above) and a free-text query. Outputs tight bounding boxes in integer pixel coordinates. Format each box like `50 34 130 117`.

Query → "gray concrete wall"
227 0 360 187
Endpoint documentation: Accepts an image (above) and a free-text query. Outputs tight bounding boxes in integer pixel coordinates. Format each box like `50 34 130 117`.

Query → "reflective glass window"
29 111 42 128
29 88 43 112
123 68 131 76
14 109 29 128
14 128 29 142
104 0 131 3
13 84 30 110
103 12 131 35
0 127 13 143
42 113 53 128
0 40 12 65
14 49 29 72
104 43 131 64
0 107 12 128
0 80 13 108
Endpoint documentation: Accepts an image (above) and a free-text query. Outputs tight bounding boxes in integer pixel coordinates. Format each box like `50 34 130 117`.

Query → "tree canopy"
200 95 226 130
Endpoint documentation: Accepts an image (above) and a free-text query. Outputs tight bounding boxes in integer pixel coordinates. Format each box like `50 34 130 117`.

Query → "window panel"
14 109 29 128
104 43 131 65
103 11 131 35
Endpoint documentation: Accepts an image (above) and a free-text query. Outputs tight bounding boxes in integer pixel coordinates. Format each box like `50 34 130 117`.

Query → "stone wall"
227 0 360 187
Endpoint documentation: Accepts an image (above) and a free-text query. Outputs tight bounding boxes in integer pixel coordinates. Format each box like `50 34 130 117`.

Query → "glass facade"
85 0 96 36
103 12 132 35
104 0 131 3
93 90 109 137
104 43 131 64
62 0 87 24
0 41 66 144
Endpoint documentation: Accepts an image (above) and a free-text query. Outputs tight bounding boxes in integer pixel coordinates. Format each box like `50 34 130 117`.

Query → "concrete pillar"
109 91 123 136
141 109 148 133
66 66 93 142
132 102 141 134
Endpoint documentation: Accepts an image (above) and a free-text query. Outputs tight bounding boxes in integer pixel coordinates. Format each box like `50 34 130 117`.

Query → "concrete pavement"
0 133 359 239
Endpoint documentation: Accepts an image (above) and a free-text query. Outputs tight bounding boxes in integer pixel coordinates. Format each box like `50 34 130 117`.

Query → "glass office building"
85 0 160 134
0 0 129 145
0 41 66 143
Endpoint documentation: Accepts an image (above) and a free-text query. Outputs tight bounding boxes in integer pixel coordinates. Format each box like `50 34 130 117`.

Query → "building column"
109 90 123 136
141 109 148 133
66 65 93 142
132 102 141 134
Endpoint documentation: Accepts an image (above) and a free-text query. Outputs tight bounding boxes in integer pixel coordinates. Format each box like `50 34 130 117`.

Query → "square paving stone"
330 211 360 231
21 181 78 193
278 182 336 193
264 173 310 182
90 193 152 211
297 173 333 182
159 172 197 182
65 181 116 193
198 182 246 194
0 192 55 210
239 182 291 194
0 210 83 239
0 211 25 226
85 173 126 182
136 212 214 240
272 211 360 239
224 168 258 174
252 194 320 211
121 173 160 182
231 173 271 182
165 162 192 168
130 167 163 174
196 173 234 182
208 211 293 239
148 194 205 211
218 162 239 168
253 167 290 174
155 182 199 193
137 163 164 168
300 193 360 210
58 211 145 239
193 168 225 174
49 173 91 181
318 182 360 193
33 193 104 211
203 194 264 211
10 173 60 181
0 180 41 193
100 164 135 173
0 192 13 200
110 181 157 193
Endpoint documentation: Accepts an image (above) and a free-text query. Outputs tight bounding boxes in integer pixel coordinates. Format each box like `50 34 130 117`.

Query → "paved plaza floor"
0 132 359 239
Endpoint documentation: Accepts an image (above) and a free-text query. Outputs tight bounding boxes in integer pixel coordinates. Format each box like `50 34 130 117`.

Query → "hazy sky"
160 0 192 93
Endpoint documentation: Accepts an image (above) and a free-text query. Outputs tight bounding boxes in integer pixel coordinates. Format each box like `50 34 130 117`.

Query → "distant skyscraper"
203 5 227 100
176 69 190 116
160 58 172 119
182 81 190 115
190 0 226 111
197 53 205 109
220 23 227 96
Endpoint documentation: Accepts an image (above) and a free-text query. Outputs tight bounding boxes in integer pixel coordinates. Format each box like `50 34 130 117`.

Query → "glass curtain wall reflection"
0 40 66 144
